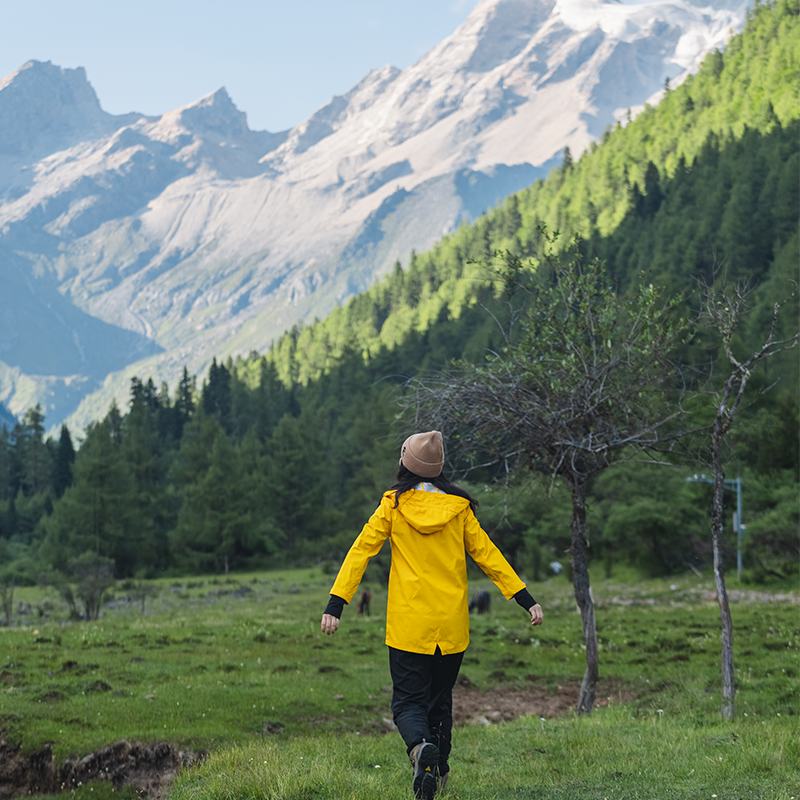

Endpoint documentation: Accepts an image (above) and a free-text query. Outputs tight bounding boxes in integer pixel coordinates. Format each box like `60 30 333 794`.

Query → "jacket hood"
386 490 470 534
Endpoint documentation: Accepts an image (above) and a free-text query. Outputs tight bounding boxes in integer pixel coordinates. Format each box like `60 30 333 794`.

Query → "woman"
321 430 543 799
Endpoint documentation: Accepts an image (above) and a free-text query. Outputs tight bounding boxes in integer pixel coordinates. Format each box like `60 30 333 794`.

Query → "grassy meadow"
1 566 797 799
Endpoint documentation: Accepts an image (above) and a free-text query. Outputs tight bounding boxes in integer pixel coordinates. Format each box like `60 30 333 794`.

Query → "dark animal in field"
469 590 490 615
358 590 371 616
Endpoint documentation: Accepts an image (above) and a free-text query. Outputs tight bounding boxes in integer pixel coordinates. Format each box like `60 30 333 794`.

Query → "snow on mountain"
0 0 748 430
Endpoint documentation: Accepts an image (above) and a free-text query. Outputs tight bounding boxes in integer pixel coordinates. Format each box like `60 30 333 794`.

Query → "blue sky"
2 0 652 132
0 0 481 132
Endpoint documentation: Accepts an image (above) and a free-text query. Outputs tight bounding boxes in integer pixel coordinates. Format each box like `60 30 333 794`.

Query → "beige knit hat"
399 430 444 478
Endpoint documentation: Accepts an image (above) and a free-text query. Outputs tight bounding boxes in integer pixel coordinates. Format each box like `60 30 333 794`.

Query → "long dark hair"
391 464 478 512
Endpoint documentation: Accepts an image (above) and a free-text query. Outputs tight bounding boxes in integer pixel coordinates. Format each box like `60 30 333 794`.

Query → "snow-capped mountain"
0 0 747 429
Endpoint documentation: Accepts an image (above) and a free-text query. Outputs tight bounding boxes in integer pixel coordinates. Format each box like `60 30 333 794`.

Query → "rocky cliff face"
0 61 141 158
0 0 747 430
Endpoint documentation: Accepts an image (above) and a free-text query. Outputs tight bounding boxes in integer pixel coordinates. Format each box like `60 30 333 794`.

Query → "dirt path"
452 674 635 726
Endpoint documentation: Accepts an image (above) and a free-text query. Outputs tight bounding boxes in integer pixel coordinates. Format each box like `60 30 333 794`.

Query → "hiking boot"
409 741 439 799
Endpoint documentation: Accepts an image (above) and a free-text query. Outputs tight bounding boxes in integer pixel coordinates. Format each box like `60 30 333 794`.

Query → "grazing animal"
358 590 371 616
469 590 491 615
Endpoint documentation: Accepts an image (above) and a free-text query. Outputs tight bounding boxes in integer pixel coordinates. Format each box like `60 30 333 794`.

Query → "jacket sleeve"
464 509 526 600
329 495 392 603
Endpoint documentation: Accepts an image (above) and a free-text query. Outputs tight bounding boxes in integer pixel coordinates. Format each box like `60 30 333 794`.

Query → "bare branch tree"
698 276 799 720
0 575 14 626
131 578 158 615
405 231 693 714
71 552 116 621
40 552 116 621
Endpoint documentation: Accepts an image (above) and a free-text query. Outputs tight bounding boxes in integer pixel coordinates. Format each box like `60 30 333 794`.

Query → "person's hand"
529 604 543 626
321 614 340 635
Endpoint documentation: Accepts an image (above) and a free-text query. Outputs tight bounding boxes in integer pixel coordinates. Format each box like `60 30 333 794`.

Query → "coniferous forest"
0 0 797 592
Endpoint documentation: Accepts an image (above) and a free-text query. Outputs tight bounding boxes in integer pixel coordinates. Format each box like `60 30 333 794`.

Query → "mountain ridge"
0 0 749 431
0 60 146 158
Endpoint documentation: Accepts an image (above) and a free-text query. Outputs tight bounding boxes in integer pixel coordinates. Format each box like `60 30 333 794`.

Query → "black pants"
389 646 465 773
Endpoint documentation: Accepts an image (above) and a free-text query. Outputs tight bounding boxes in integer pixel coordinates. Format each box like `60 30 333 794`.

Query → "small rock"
334 694 344 701
145 694 155 700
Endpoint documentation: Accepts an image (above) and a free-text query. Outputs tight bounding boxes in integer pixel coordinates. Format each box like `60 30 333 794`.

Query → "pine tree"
0 427 10 502
52 425 76 498
229 368 254 441
503 195 522 240
176 367 196 433
106 401 123 447
203 358 232 429
39 421 134 570
168 411 226 571
253 360 290 442
402 251 423 309
171 427 280 571
268 413 322 551
120 392 168 574
638 162 664 217
10 406 52 497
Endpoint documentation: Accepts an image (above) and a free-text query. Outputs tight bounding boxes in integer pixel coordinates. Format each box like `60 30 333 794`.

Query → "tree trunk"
0 580 13 626
569 474 599 715
711 431 735 720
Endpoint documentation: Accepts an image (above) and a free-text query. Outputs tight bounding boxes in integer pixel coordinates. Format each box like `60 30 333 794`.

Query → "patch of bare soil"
0 736 206 800
0 679 636 798
452 675 636 726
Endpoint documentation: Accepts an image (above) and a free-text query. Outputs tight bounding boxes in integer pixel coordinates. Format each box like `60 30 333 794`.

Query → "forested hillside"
260 0 798 386
1 0 797 593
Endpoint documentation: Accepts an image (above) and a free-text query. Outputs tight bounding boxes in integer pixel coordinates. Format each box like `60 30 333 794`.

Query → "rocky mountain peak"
143 87 256 151
0 60 118 155
456 0 558 73
174 87 251 139
0 59 99 107
270 66 401 160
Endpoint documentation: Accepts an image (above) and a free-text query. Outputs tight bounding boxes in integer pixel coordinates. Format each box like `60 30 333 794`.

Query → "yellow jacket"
330 489 526 655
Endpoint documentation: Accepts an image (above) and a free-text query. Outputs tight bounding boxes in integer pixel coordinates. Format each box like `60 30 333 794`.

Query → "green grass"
1 567 797 799
168 711 799 800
